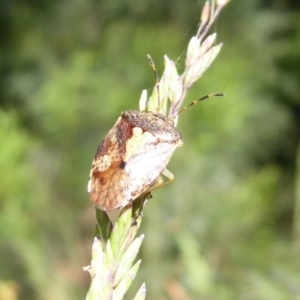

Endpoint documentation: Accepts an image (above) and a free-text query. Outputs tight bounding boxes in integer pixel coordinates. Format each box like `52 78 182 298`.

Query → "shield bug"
87 93 224 212
87 109 183 211
88 55 224 212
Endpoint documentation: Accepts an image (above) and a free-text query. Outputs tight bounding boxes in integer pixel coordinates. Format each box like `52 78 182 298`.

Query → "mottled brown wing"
88 117 133 210
89 161 130 210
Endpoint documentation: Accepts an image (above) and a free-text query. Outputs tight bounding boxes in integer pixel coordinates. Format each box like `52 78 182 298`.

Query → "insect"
87 94 223 212
88 56 224 211
87 109 182 211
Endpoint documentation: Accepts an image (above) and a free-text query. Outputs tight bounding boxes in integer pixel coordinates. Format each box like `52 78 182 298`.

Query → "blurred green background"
1 0 300 299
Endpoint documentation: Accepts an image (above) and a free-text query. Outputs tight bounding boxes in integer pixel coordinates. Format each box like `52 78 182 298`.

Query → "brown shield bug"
87 109 183 211
87 92 224 211
88 55 224 211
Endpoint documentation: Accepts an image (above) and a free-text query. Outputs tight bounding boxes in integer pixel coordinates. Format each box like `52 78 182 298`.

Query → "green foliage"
1 0 300 299
85 202 145 300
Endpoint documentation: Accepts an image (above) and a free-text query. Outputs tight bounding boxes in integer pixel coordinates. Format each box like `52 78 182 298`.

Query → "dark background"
1 0 300 299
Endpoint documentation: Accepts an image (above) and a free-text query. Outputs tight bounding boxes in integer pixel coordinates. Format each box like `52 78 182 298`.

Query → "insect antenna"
147 54 161 113
174 93 225 117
